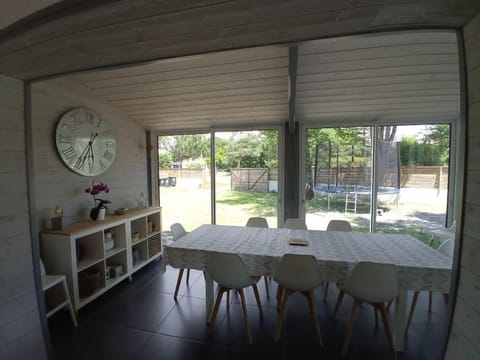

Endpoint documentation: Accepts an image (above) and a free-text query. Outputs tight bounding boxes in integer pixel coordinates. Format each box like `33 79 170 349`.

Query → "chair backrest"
344 262 399 303
326 219 353 232
274 254 323 291
284 218 307 230
170 223 187 241
246 217 269 228
40 258 46 277
207 252 253 289
438 238 454 257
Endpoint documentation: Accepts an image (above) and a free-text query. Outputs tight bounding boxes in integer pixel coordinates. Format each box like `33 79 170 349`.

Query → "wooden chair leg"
374 307 379 326
275 289 291 341
378 303 398 360
405 291 419 335
208 286 226 330
251 283 263 317
332 288 345 319
276 285 285 312
174 268 184 300
341 299 360 356
238 288 253 344
186 268 190 284
305 290 323 346
263 276 270 298
386 298 394 311
428 290 432 312
323 281 330 302
226 289 230 309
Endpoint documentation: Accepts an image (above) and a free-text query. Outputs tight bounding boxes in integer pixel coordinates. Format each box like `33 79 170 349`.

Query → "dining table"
163 224 452 351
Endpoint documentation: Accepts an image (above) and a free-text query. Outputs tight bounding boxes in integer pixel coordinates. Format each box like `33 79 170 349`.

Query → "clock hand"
89 142 95 172
80 133 98 167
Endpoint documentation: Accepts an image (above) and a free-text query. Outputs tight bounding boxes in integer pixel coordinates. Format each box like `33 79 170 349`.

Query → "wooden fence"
160 166 448 191
312 166 448 190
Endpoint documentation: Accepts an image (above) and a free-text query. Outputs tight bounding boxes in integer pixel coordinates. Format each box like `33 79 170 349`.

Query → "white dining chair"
341 262 399 359
324 219 353 302
207 252 263 344
170 223 190 300
326 219 353 232
405 238 453 335
246 217 269 228
274 254 324 345
41 259 77 327
246 217 270 298
283 217 307 230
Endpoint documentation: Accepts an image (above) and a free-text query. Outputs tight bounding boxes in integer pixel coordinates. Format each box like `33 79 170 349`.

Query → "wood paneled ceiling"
70 30 459 131
73 46 289 131
0 0 478 80
0 1 472 131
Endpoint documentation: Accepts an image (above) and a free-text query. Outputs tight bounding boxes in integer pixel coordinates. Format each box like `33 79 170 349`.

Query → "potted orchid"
85 180 111 220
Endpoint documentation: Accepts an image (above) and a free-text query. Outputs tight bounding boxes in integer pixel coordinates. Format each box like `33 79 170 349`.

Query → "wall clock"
55 108 116 176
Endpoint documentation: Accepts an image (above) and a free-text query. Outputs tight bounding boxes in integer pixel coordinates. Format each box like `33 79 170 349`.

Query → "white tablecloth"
164 224 452 351
165 224 451 293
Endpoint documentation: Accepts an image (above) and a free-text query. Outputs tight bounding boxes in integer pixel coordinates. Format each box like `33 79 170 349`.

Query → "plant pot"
90 207 106 221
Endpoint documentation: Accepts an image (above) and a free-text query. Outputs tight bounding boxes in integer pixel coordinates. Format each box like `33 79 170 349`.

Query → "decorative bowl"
114 208 128 215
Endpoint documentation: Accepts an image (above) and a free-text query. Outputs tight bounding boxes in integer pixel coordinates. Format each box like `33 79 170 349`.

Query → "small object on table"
51 205 64 230
114 208 128 215
51 216 63 230
288 238 309 246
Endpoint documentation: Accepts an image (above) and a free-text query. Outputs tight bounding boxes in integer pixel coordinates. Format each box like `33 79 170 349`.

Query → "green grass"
306 195 371 214
216 190 278 217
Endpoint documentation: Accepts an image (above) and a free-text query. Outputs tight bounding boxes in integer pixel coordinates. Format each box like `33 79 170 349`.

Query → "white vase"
97 208 106 221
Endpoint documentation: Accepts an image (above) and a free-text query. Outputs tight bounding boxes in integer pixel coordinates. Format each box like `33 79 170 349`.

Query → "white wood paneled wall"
445 14 480 359
0 75 47 359
31 77 149 230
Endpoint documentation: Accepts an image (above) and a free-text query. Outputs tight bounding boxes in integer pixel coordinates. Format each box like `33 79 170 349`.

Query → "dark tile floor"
48 259 448 360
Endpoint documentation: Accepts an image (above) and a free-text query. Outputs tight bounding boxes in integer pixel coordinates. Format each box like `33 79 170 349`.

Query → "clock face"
55 108 116 176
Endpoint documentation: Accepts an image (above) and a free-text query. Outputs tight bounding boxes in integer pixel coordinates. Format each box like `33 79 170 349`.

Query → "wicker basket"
78 271 100 298
148 234 161 257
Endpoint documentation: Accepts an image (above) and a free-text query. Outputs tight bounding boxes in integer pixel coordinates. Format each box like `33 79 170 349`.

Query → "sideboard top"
41 207 161 236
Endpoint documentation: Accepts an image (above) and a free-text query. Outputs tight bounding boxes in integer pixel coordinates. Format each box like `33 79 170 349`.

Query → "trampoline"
310 138 400 213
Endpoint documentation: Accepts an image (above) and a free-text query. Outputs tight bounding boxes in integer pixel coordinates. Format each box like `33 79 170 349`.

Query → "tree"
226 133 264 168
422 124 450 165
158 135 209 167
379 125 397 142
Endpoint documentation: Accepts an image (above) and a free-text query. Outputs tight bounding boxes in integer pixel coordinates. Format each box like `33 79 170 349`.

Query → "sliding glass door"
158 128 281 233
214 130 279 227
374 124 451 246
303 123 452 241
304 126 372 231
158 133 211 233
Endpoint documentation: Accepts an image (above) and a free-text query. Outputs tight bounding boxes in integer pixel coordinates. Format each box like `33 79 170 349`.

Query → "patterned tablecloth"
164 224 452 293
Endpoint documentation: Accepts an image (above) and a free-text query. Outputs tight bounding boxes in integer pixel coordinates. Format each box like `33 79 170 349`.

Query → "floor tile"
48 257 449 360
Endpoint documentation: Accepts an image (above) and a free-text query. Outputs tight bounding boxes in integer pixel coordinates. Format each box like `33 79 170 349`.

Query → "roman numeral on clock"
103 150 113 161
61 146 76 163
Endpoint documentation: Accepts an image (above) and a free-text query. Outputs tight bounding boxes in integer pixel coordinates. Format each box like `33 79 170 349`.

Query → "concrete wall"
31 77 149 231
0 75 47 359
445 13 480 359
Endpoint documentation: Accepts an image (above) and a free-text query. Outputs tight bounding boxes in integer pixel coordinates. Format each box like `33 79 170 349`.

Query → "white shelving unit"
41 207 162 311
